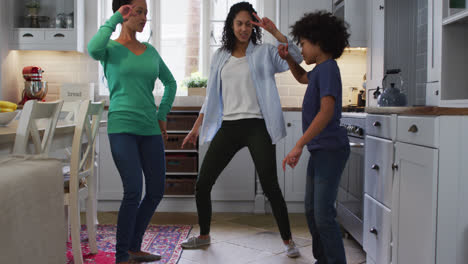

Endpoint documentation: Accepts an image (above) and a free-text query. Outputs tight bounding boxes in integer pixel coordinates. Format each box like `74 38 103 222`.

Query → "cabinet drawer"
397 116 439 148
365 136 394 208
11 30 45 43
363 194 392 264
366 114 397 139
45 30 76 43
166 154 197 172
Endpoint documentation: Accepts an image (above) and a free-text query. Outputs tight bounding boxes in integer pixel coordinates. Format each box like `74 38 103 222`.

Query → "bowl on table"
0 110 21 126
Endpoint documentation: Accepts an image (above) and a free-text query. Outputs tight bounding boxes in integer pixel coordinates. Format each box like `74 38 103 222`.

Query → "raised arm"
87 5 134 60
278 44 308 84
251 13 303 72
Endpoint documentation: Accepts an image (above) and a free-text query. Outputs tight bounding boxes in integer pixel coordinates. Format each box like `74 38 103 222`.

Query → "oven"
337 113 366 246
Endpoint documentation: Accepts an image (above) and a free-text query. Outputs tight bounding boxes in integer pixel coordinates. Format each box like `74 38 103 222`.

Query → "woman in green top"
88 0 176 263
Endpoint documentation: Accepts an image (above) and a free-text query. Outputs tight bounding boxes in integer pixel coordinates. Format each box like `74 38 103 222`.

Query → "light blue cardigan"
199 38 303 144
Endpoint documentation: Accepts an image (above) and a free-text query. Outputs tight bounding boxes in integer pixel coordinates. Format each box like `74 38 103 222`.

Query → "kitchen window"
98 0 261 97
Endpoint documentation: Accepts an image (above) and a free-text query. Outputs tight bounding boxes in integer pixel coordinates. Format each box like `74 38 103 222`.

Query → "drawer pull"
287 122 291 127
392 163 399 170
371 164 380 170
54 33 65 37
408 124 418 133
373 121 381 127
370 227 378 236
22 33 34 37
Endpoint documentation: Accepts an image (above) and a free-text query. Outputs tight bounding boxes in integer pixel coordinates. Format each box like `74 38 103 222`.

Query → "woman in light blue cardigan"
180 2 303 257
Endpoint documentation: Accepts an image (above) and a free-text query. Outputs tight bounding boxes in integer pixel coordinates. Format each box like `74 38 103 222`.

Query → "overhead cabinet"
9 0 84 52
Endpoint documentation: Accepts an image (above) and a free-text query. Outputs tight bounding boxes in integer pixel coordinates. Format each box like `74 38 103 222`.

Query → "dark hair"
290 11 350 59
112 0 133 13
221 2 262 52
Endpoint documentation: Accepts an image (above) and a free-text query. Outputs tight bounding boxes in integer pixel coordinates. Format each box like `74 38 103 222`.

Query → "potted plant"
183 72 207 96
26 0 40 16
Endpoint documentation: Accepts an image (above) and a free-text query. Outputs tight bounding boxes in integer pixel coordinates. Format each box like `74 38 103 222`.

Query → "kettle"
377 69 407 107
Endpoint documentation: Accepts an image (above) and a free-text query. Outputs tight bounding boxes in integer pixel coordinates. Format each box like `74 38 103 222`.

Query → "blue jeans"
305 146 350 264
108 133 166 263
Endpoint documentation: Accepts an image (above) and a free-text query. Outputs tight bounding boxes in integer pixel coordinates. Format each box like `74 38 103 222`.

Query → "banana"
0 108 14 113
0 101 17 111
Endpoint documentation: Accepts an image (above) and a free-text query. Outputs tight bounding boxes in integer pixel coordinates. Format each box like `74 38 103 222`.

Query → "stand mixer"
19 66 48 105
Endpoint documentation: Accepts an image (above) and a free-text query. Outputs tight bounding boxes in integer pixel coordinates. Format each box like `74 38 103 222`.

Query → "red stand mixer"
19 66 48 105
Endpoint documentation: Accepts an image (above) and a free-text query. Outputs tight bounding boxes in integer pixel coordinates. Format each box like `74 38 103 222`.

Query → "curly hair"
221 2 262 52
112 0 133 13
291 11 350 59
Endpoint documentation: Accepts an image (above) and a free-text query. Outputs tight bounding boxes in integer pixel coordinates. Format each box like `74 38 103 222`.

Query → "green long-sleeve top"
87 12 177 135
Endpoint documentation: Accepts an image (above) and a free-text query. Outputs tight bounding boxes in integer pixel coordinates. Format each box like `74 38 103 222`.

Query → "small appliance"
19 66 48 105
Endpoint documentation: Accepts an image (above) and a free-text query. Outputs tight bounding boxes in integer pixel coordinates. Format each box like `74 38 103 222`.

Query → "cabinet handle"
22 33 34 37
370 227 378 236
392 163 398 170
379 5 384 10
408 125 418 133
371 164 380 170
287 122 291 127
373 121 381 127
54 33 65 38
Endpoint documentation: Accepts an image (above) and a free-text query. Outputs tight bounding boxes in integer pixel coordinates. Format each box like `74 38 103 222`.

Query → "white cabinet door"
279 0 332 38
198 143 256 201
283 112 310 202
97 126 123 200
365 135 394 209
366 0 385 106
394 142 438 264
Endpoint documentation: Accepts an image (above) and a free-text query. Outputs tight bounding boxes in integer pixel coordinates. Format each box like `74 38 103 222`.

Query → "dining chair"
63 100 104 264
12 100 64 156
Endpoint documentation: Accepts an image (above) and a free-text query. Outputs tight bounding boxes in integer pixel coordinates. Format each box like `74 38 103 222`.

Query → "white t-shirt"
220 56 262 121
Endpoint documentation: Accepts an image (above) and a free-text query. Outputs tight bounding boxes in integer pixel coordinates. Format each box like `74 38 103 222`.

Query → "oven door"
337 135 365 245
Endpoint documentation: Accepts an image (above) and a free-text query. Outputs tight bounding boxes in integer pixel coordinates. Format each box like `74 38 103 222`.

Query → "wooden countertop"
102 106 304 112
365 106 468 115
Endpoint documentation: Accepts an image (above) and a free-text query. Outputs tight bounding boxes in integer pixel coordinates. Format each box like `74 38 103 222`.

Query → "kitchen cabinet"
364 112 468 264
426 0 468 107
393 141 438 264
278 0 332 38
366 0 385 106
9 0 84 52
98 125 123 200
281 111 310 202
363 114 396 264
332 0 367 47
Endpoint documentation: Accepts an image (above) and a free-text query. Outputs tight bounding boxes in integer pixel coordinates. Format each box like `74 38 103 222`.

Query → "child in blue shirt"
279 11 350 264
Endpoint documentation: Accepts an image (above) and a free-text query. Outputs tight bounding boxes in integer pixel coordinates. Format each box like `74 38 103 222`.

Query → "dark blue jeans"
108 133 166 263
305 146 350 264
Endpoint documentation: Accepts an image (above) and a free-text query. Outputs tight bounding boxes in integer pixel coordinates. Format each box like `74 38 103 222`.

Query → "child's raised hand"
251 13 278 35
278 43 290 60
118 4 135 21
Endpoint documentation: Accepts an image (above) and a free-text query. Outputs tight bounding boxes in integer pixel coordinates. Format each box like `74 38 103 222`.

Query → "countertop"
365 106 468 115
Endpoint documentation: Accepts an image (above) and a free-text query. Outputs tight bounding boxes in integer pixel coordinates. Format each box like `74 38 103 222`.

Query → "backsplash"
275 48 367 107
3 48 366 108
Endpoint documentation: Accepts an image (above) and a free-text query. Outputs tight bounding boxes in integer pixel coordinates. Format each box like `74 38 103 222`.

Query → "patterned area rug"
66 224 191 264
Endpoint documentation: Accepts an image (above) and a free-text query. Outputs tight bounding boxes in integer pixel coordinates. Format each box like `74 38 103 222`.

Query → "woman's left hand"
159 120 168 140
251 13 278 35
282 145 303 171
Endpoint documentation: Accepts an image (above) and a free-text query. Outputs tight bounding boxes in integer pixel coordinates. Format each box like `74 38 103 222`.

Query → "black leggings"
196 118 292 240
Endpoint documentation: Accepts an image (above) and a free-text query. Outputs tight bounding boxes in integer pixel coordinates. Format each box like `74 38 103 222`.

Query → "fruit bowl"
0 110 20 126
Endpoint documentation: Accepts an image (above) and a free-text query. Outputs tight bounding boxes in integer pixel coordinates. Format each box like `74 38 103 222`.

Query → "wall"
276 48 367 107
